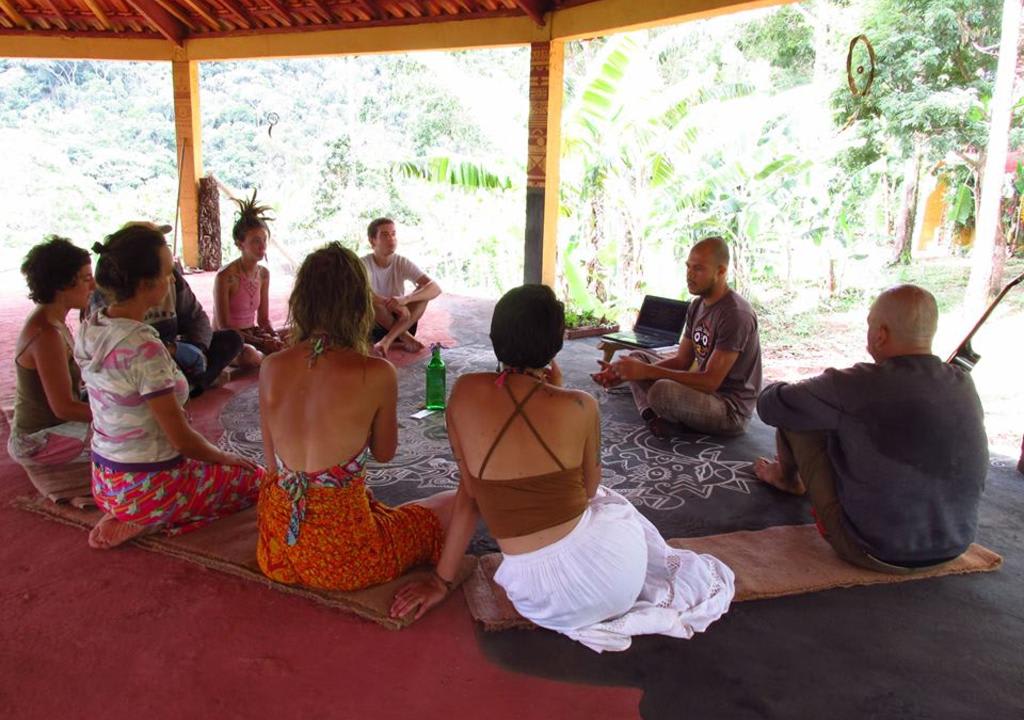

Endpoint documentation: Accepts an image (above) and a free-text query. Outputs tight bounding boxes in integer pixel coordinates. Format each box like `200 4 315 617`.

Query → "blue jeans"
171 331 243 395
174 342 207 382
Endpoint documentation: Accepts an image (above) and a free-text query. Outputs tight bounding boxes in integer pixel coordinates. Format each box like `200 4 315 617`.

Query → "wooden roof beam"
357 0 381 21
303 0 335 22
210 0 255 29
513 0 548 26
124 0 186 42
398 1 422 18
178 0 221 30
153 0 199 31
260 0 295 26
80 0 116 30
39 0 70 30
0 0 35 29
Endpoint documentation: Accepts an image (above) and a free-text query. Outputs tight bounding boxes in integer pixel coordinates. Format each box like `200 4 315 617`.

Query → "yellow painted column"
524 40 564 288
172 59 203 267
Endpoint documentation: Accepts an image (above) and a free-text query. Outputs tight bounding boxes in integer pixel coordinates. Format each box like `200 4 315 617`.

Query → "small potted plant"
564 305 619 340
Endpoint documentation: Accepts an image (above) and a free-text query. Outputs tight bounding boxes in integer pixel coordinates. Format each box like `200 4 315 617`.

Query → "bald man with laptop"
593 236 762 438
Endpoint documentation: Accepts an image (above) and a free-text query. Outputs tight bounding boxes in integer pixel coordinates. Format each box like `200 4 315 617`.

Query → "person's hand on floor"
390 574 449 620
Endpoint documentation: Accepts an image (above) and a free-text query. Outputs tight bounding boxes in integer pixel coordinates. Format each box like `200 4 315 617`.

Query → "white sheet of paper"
410 408 438 419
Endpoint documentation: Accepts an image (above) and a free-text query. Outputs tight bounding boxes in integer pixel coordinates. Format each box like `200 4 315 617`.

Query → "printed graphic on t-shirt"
691 320 712 363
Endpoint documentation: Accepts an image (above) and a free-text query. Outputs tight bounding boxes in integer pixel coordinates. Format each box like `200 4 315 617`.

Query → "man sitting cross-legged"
361 217 442 358
593 236 762 438
754 284 988 573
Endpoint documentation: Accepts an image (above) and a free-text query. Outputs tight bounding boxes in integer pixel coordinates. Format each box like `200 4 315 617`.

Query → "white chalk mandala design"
218 343 755 511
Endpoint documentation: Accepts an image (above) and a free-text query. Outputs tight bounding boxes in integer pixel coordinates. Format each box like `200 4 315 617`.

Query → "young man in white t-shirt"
361 217 442 358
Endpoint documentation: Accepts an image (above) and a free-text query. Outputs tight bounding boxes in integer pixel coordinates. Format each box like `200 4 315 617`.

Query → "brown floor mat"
22 463 94 507
464 524 1002 631
14 495 475 630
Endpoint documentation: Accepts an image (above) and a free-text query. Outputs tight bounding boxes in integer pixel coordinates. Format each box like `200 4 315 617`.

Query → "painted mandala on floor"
217 344 754 512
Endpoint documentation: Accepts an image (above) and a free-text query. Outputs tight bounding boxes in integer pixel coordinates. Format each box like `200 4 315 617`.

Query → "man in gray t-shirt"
755 285 987 572
594 236 762 437
361 217 442 358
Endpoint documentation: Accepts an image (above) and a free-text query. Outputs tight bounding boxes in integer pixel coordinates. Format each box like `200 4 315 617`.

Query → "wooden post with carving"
524 40 564 287
198 175 221 271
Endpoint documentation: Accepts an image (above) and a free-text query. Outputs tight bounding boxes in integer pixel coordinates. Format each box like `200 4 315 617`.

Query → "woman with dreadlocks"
213 190 285 367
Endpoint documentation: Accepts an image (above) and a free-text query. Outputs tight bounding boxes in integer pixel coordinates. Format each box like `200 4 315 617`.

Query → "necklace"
494 364 546 386
306 334 329 368
237 262 260 301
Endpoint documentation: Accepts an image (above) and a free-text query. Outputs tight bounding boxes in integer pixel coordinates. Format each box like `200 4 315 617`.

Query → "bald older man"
755 285 988 573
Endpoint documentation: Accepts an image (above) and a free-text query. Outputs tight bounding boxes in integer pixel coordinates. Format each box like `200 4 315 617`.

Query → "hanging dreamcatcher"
261 111 287 171
839 34 877 131
846 34 876 97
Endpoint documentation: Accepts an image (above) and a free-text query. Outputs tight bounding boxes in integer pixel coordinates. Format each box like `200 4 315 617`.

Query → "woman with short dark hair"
256 242 456 591
75 223 261 550
391 284 735 652
9 237 94 475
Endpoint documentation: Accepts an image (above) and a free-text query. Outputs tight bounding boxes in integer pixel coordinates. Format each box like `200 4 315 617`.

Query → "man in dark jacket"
143 264 243 396
754 284 987 573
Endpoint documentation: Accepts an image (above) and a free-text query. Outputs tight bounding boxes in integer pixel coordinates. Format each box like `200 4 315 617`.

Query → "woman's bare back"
259 343 397 472
448 373 597 481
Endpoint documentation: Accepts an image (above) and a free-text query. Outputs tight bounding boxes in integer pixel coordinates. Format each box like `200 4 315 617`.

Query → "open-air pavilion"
2 1 1023 718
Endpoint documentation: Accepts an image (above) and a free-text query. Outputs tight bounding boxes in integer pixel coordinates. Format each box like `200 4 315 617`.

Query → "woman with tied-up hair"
75 222 261 550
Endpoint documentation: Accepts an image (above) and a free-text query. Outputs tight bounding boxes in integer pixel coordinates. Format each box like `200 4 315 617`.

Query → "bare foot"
88 513 150 550
399 335 424 353
753 456 806 495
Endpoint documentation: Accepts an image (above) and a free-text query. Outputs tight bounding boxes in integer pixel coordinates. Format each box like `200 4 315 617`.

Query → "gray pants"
627 350 747 436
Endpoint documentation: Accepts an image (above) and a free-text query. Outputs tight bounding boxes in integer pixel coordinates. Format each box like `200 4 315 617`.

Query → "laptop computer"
601 295 689 349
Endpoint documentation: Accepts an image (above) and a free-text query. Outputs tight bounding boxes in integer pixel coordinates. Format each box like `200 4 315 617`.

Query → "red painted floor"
0 270 642 719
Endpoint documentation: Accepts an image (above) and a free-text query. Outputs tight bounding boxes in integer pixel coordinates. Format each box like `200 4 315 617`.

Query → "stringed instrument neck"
947 271 1024 372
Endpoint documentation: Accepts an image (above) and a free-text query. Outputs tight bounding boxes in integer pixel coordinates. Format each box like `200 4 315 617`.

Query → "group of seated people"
596 236 988 574
6 220 989 652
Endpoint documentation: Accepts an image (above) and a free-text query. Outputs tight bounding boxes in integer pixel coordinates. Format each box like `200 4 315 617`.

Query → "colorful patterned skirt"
256 463 443 592
91 457 261 536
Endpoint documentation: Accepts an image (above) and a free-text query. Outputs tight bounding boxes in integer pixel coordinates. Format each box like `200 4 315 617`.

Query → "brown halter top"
467 380 588 539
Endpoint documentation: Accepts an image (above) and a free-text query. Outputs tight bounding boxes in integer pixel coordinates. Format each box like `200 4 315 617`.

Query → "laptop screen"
635 296 689 334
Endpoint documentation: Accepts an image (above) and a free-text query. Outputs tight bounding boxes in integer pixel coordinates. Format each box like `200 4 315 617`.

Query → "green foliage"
563 306 613 330
736 6 816 89
395 158 513 191
833 0 1002 168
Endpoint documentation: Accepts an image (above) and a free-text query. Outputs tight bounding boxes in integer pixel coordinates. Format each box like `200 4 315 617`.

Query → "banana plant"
394 156 514 191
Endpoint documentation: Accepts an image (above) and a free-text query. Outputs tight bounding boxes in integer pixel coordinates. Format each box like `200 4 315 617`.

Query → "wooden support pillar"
172 59 203 267
524 40 564 287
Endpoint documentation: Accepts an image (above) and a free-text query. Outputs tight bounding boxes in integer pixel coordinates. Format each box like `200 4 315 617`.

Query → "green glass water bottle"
425 343 446 410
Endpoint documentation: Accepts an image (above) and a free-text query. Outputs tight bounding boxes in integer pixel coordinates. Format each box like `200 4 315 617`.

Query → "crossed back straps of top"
476 380 567 480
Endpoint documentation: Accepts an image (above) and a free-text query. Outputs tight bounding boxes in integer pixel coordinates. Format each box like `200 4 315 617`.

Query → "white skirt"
494 486 735 653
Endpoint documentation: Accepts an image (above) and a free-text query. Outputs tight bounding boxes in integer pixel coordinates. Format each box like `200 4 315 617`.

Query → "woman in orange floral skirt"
256 242 456 591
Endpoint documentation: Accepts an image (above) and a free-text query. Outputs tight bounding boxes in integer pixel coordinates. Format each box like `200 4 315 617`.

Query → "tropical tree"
832 0 1007 266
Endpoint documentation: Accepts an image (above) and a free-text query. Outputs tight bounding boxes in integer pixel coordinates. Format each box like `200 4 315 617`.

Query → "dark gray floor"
437 298 1024 720
478 455 1023 720
221 295 1024 718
